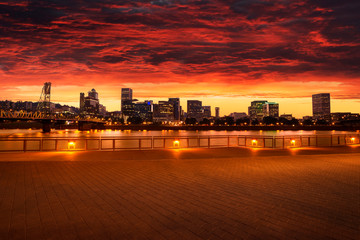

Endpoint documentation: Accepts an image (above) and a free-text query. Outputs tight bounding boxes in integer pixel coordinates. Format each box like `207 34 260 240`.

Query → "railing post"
316 135 318 146
112 139 115 151
299 136 302 147
151 136 154 149
330 135 333 146
308 137 310 146
163 138 166 148
187 138 189 148
40 138 43 151
273 136 275 148
263 137 265 148
244 136 247 147
55 139 58 151
23 140 26 152
227 136 230 147
283 136 285 149
208 137 210 148
139 139 141 150
198 136 200 147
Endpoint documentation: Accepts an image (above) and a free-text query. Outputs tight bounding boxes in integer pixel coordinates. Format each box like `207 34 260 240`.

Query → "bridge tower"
37 82 52 133
37 82 52 114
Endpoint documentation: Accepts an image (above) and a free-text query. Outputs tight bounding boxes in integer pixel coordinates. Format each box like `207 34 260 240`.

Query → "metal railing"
0 134 359 152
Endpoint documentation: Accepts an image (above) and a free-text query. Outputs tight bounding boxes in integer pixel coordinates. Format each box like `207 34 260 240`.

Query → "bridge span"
0 110 105 132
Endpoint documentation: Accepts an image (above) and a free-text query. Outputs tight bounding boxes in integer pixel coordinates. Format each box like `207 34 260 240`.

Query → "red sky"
0 0 359 117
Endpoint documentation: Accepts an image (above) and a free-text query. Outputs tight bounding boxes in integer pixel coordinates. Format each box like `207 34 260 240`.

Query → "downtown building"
187 100 203 121
153 101 174 122
248 100 279 120
121 88 136 119
312 93 330 120
80 89 100 115
168 98 181 121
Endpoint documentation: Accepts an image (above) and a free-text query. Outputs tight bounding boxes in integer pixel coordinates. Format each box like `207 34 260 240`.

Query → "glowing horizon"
1 0 359 117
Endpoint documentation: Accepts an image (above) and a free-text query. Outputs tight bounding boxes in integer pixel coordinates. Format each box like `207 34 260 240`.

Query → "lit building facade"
153 101 174 122
80 89 100 115
121 88 135 118
187 100 203 121
312 93 330 119
202 106 211 118
263 102 279 118
168 98 181 121
248 101 267 120
134 100 153 122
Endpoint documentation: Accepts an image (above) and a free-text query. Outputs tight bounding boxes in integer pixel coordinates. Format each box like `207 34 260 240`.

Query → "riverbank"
1 121 359 131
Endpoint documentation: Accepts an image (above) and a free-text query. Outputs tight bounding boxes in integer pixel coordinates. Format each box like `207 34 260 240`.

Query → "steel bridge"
0 110 105 132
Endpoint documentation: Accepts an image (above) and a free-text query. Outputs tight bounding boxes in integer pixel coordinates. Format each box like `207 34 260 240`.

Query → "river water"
0 129 357 138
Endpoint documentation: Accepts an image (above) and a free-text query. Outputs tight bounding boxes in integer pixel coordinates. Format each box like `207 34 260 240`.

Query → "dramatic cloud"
0 0 359 115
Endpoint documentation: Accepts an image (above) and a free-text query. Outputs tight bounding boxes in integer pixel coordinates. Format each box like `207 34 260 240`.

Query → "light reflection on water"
0 129 355 138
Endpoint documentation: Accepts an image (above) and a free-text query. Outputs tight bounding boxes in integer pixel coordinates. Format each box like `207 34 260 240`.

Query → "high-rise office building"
263 102 279 118
121 88 134 117
80 92 85 112
88 89 98 100
134 100 153 122
187 100 203 121
215 107 220 118
248 101 268 120
203 106 211 118
168 98 180 121
80 89 100 115
153 101 174 122
312 93 330 119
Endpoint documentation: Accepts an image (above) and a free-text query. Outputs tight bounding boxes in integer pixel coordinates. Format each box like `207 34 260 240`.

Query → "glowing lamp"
251 139 258 146
290 139 296 146
68 141 76 149
173 140 180 148
350 137 356 143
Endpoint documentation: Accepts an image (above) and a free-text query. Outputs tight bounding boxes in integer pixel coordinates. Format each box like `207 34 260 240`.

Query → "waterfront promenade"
0 147 359 239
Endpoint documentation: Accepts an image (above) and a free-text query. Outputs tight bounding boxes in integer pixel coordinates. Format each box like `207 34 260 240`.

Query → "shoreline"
0 122 359 131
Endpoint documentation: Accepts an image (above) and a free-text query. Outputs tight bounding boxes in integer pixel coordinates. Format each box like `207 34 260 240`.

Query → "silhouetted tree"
236 117 250 125
251 119 259 125
302 119 313 126
263 116 277 125
199 118 210 125
225 116 234 125
185 118 197 125
127 116 143 124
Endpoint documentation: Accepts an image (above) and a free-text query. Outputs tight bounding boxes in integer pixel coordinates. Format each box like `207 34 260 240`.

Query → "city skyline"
0 1 359 117
1 85 358 119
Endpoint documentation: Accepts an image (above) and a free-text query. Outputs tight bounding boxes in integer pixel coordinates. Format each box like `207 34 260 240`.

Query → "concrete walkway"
0 147 359 239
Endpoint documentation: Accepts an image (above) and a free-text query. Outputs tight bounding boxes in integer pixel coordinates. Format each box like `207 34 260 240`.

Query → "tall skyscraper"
312 93 330 119
121 88 134 117
187 100 203 121
79 92 85 112
168 98 180 121
215 107 220 118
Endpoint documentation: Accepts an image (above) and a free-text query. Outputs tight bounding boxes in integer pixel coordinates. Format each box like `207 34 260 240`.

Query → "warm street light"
173 140 180 148
68 141 75 149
